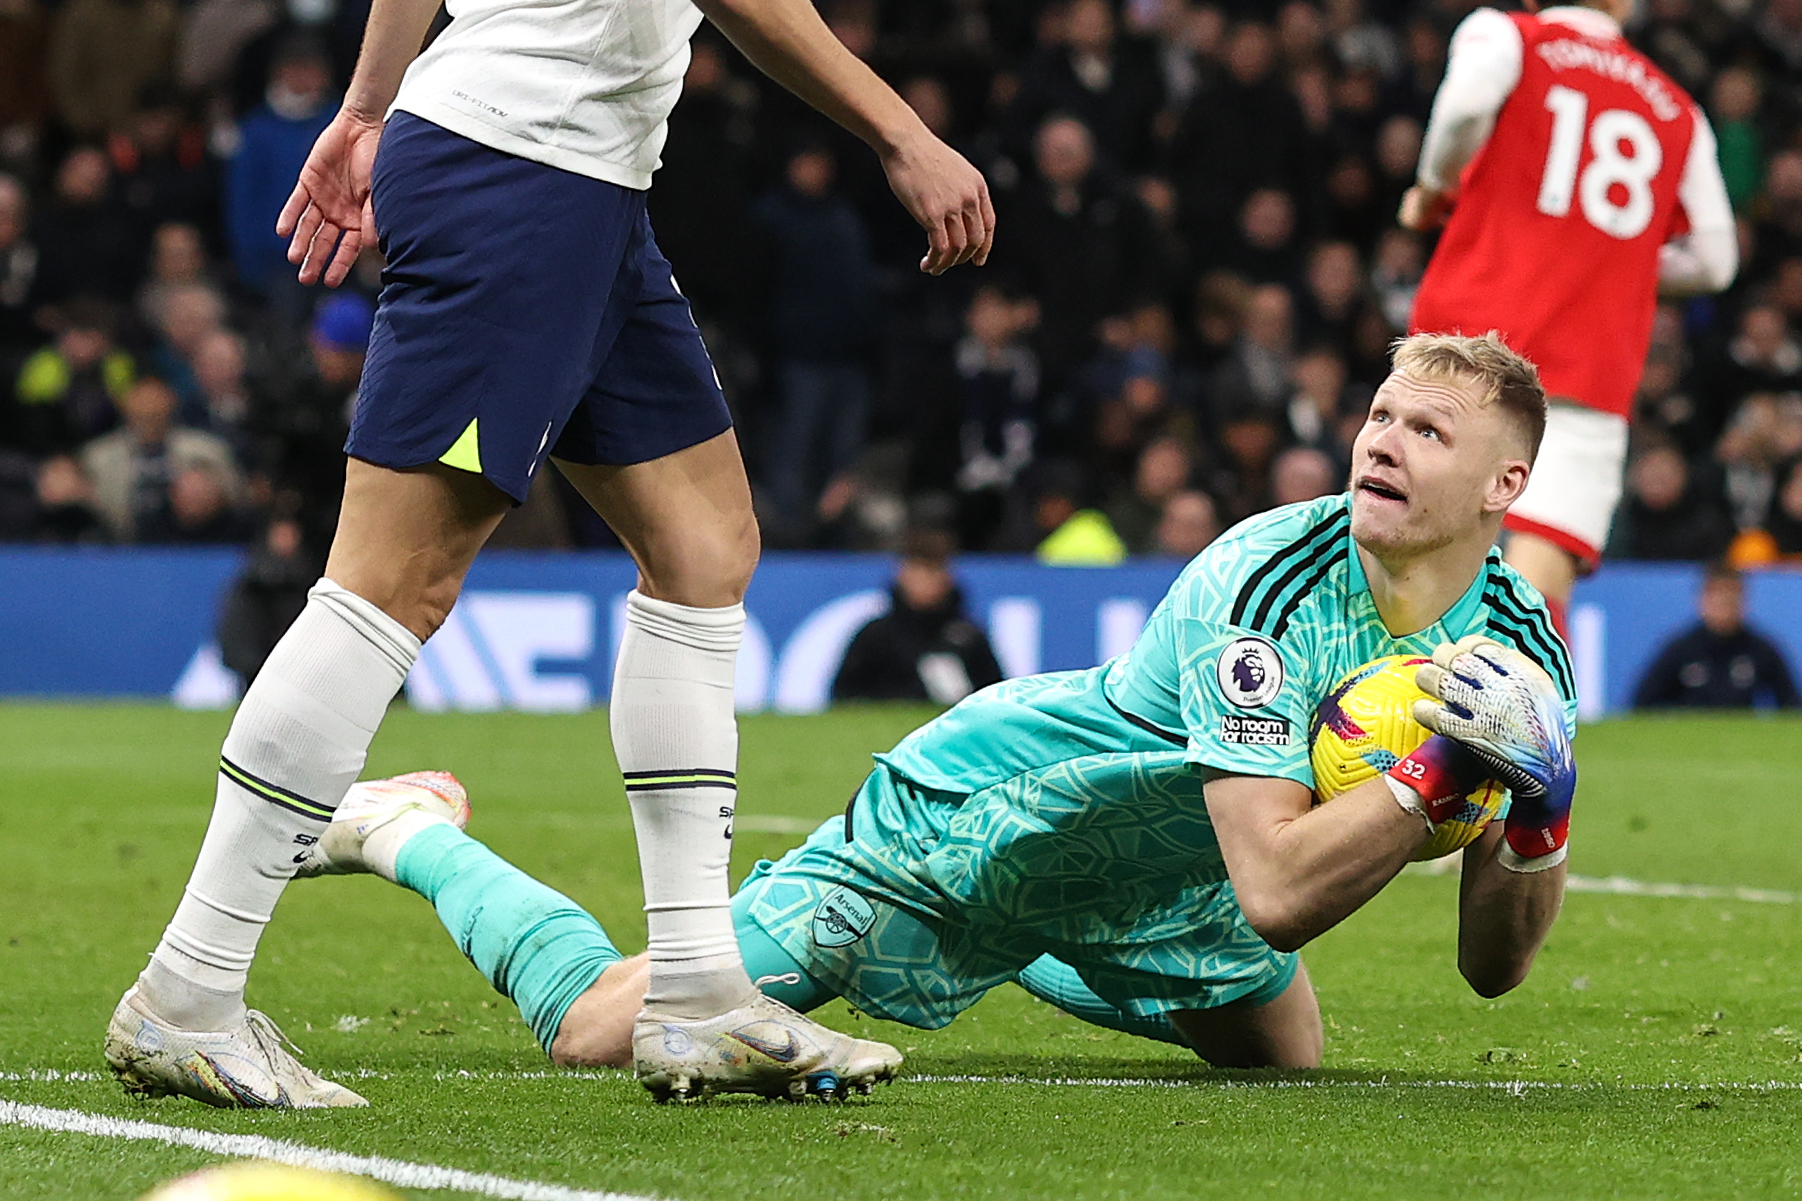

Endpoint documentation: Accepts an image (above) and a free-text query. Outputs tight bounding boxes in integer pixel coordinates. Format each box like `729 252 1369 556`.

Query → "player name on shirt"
1533 38 1682 121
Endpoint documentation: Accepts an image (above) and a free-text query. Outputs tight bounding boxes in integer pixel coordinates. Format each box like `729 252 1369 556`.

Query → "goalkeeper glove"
1412 636 1575 870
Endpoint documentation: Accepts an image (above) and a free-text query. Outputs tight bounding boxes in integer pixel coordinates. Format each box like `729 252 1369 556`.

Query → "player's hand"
1397 185 1453 231
879 130 994 276
276 106 385 288
1412 636 1574 862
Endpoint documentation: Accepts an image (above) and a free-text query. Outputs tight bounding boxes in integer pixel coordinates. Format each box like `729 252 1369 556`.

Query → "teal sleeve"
1176 616 1318 786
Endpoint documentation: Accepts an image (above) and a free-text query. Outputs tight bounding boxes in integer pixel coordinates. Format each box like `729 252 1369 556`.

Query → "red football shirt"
1410 12 1697 416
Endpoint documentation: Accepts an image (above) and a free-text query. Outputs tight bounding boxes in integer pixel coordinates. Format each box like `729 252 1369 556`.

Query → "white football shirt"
391 0 704 190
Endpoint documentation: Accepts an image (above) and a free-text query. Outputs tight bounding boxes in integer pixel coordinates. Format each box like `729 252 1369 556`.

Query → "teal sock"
1013 956 1186 1047
395 823 623 1053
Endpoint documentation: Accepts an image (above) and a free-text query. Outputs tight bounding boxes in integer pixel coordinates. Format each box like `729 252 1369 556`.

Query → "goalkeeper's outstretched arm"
1205 773 1431 953
1454 823 1566 997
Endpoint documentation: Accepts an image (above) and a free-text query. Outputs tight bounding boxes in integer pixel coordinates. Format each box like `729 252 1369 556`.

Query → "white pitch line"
0 1070 107 1082
909 1075 1802 1093
1565 875 1800 904
0 1101 662 1201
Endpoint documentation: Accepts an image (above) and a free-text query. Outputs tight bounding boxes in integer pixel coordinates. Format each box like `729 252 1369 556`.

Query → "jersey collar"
1346 527 1494 641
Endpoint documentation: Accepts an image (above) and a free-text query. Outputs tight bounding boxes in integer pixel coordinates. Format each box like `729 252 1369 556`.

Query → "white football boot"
634 992 903 1102
295 770 471 879
103 987 367 1108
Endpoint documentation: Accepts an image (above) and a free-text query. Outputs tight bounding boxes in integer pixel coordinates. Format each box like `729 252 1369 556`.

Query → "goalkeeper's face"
1349 370 1531 561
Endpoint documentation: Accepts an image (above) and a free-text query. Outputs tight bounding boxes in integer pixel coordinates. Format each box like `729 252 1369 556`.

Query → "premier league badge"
1217 637 1284 709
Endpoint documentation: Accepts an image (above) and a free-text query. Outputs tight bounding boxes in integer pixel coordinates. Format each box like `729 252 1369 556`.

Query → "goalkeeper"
306 332 1578 1094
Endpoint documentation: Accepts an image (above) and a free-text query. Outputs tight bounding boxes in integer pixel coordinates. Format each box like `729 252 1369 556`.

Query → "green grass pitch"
3 703 1801 1200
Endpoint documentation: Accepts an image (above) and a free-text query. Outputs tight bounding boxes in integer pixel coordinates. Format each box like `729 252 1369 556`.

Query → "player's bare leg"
556 433 903 1099
550 956 649 1069
1169 961 1324 1069
324 460 513 638
109 461 507 1108
554 431 760 609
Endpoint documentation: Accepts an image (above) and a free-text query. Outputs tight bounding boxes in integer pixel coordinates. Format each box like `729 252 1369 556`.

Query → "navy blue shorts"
348 113 733 502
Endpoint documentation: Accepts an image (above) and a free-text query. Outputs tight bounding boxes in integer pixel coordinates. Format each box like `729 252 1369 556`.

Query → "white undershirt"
1416 5 1737 293
391 0 705 191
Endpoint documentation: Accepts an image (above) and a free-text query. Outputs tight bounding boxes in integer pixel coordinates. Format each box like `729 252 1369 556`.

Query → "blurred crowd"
1 0 1801 567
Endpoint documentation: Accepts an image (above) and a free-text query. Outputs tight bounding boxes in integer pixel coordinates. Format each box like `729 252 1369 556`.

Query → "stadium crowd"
0 0 1800 565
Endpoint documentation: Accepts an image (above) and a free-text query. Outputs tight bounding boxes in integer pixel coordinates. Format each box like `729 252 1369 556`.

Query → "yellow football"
1309 655 1506 861
139 1163 401 1201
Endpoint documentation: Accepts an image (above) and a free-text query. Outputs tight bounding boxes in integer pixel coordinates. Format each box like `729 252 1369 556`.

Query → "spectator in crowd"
1284 344 1352 456
1106 435 1191 554
833 526 1003 705
27 452 106 542
191 326 252 449
1607 441 1733 562
1270 444 1339 506
0 448 105 541
1222 187 1300 284
1715 392 1802 531
1633 562 1800 710
1696 306 1802 448
1171 20 1309 260
1208 282 1294 415
1730 456 1802 566
1317 149 1382 250
46 0 177 139
112 84 218 236
0 0 50 139
1368 226 1422 332
144 280 226 423
225 33 334 302
952 282 1040 552
998 114 1154 392
252 292 369 551
216 515 320 686
1750 151 1802 282
79 373 241 542
1009 0 1164 175
1184 270 1252 378
136 222 212 329
1297 240 1364 356
753 143 878 545
32 147 144 307
0 446 35 535
138 459 256 542
643 38 760 352
1709 66 1764 212
1030 457 1126 564
9 296 133 456
0 173 36 354
1201 405 1282 524
1154 487 1220 558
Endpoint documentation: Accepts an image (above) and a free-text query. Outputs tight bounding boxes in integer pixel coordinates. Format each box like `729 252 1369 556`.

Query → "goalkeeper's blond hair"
1391 331 1546 463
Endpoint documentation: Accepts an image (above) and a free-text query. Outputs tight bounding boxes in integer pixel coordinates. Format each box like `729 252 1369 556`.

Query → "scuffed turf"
2 704 1799 1199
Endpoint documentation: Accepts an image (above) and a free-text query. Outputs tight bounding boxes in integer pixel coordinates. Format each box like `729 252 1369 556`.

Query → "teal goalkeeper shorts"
728 764 1296 1031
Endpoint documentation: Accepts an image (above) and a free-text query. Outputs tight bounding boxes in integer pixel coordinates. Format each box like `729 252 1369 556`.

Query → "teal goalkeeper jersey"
878 492 1578 804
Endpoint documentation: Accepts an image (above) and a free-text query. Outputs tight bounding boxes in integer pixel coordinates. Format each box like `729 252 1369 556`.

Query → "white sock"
139 579 419 1030
612 589 755 1019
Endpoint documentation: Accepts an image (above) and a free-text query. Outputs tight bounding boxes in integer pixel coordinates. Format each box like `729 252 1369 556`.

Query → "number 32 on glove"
1412 635 1576 872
